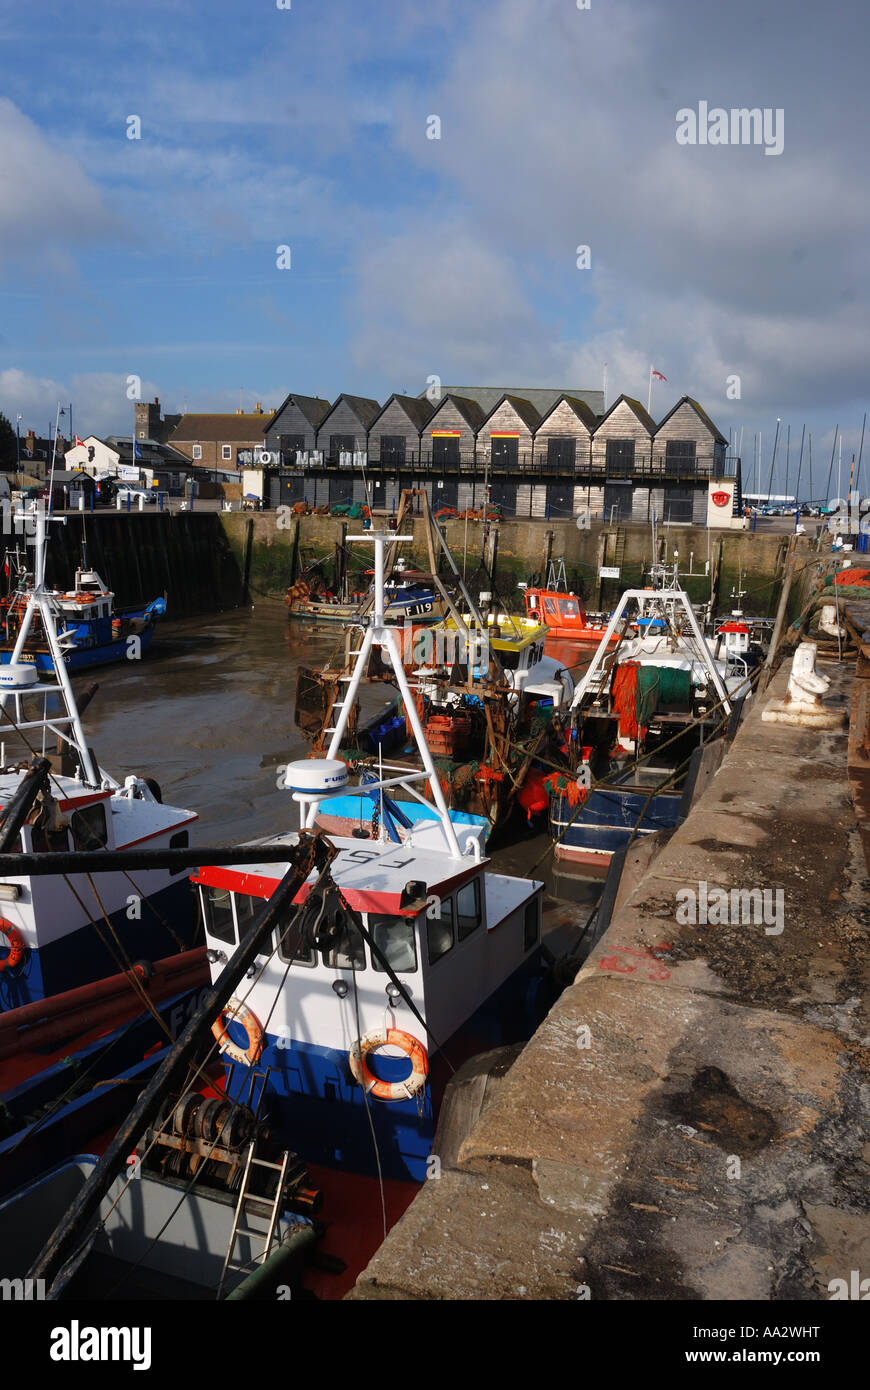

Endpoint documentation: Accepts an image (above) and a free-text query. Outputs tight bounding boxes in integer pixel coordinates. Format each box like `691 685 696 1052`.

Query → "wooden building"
264 394 331 459
653 396 728 476
477 394 542 471
420 394 487 468
534 394 598 472
367 394 434 466
315 395 381 461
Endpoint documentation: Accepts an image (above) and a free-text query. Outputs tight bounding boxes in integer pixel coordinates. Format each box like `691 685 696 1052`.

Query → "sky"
0 0 867 497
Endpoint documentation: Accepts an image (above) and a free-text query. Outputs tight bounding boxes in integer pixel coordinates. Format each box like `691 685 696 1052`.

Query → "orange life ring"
0 922 25 972
211 997 264 1066
349 1028 428 1102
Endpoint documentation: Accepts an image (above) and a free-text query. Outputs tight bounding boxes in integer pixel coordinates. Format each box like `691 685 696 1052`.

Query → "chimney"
255 402 263 413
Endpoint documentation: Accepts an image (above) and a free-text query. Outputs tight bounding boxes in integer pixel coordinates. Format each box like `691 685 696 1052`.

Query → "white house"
64 437 121 475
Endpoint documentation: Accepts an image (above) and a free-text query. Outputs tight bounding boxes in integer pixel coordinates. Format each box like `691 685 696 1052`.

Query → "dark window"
330 434 355 459
279 434 305 459
603 484 634 522
204 886 236 945
432 436 460 467
543 597 558 616
663 487 694 523
427 897 454 964
605 439 635 475
491 437 518 469
456 879 482 941
322 911 366 970
665 439 697 477
275 902 316 967
380 436 406 467
70 801 108 850
523 898 539 951
546 438 575 473
169 830 189 850
369 914 418 973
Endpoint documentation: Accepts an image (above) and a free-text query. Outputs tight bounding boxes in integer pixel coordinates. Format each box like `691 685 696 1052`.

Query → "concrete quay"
348 650 870 1301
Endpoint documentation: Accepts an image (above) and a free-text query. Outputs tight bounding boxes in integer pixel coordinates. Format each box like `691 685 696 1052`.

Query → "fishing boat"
295 502 574 828
0 552 165 673
0 508 198 1013
2 529 589 1304
546 557 753 870
521 558 617 643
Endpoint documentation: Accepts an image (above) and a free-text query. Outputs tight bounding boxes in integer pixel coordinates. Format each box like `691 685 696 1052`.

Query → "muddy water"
61 600 600 909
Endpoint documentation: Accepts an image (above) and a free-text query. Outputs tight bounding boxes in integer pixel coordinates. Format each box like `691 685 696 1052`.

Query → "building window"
380 436 406 466
222 445 232 461
370 915 417 973
330 434 355 460
605 439 635 475
491 437 518 469
138 430 146 439
192 445 202 460
546 438 575 473
427 897 454 964
665 440 697 477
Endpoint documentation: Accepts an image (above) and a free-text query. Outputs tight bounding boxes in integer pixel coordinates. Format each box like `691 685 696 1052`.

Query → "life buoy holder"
349 1028 428 1102
211 997 264 1067
0 922 26 972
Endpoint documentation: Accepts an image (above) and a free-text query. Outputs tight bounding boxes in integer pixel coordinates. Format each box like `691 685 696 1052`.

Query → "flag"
133 439 143 459
75 435 85 448
652 370 667 382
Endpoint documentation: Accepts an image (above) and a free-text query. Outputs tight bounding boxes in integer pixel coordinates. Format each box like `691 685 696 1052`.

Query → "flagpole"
602 362 608 413
647 365 653 415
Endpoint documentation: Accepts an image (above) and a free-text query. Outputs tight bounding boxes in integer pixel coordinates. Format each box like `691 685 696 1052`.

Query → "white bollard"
78 495 85 512
116 495 123 510
138 494 145 512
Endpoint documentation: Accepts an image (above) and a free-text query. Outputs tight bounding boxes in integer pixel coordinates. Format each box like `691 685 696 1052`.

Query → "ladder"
216 1142 291 1299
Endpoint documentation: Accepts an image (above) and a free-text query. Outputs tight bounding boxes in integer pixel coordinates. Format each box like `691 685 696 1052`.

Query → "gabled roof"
594 393 657 435
425 393 487 433
538 394 599 433
169 413 270 443
419 385 605 416
317 394 382 434
368 393 436 434
655 395 728 444
481 393 542 433
264 393 332 434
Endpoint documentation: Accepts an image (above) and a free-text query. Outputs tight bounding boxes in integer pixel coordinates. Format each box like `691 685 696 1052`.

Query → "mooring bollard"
138 494 145 512
78 496 85 512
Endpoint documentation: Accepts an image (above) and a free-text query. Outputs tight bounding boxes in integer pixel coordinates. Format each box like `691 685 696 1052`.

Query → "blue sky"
1 0 868 495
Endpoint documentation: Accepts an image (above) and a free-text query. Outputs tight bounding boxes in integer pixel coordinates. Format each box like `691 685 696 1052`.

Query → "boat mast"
2 504 100 787
305 529 463 857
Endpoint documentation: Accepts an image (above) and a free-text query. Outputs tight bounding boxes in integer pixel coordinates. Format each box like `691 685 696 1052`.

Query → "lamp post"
16 415 21 490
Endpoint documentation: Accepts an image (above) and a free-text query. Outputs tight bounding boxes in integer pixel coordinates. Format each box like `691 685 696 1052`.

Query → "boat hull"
0 616 158 671
549 785 683 864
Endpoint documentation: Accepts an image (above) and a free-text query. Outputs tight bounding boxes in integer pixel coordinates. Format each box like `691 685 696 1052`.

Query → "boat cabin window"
203 886 236 945
322 910 366 971
456 878 482 941
543 598 557 616
170 830 189 849
30 824 70 853
369 914 418 974
523 897 540 952
560 599 579 618
70 802 108 850
274 900 316 968
427 896 454 965
498 648 519 671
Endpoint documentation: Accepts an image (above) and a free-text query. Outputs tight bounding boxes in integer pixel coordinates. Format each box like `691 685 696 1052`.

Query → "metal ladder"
216 1142 291 1299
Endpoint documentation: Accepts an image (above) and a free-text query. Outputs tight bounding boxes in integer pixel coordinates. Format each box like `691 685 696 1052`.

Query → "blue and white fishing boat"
0 508 197 1010
547 556 752 870
193 529 575 1192
0 558 165 673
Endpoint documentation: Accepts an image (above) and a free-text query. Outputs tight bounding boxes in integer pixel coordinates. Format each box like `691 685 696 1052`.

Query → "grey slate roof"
427 394 488 432
595 394 657 435
481 393 543 432
318 394 382 432
264 393 332 434
369 393 436 433
420 385 605 416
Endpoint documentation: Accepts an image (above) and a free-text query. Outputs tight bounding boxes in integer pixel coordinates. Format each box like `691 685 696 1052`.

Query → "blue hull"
221 950 553 1184
0 877 196 1011
550 785 683 861
0 619 157 673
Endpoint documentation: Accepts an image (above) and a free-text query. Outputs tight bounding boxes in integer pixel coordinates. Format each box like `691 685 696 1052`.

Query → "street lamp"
15 415 21 490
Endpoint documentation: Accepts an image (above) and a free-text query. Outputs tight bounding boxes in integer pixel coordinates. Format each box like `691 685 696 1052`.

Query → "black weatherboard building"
259 384 739 522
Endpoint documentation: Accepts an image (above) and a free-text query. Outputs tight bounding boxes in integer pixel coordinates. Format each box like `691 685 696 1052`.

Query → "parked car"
114 484 156 505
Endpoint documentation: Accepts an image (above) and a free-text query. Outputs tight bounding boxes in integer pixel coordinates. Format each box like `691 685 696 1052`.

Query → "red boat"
522 586 617 642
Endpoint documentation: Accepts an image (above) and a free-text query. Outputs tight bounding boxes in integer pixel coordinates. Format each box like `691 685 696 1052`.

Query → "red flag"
75 435 85 448
652 370 667 382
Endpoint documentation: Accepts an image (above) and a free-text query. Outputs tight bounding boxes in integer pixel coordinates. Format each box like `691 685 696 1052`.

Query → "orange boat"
523 586 617 643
